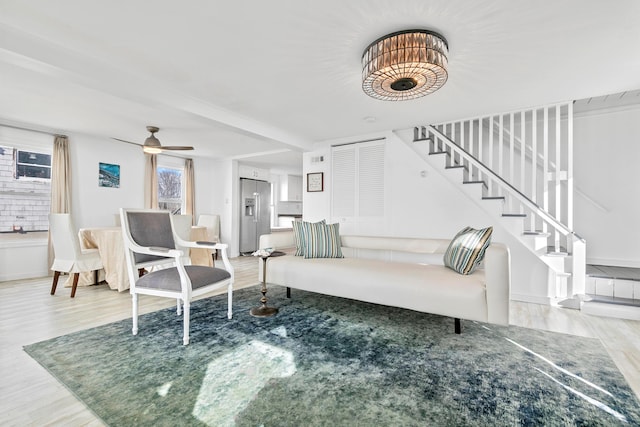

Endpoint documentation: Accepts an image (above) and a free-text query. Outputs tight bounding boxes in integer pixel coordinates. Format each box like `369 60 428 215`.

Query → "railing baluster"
469 119 475 180
498 114 504 198
555 106 561 223
520 110 526 215
567 102 574 231
543 107 549 234
509 113 515 212
531 109 537 231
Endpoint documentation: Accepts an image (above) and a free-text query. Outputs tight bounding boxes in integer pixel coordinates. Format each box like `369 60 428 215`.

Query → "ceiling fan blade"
111 137 142 146
161 146 194 151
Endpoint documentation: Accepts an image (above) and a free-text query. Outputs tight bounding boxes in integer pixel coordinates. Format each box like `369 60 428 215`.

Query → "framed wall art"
99 162 120 188
307 172 323 192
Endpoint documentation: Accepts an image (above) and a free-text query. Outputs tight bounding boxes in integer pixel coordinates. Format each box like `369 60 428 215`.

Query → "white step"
581 301 640 320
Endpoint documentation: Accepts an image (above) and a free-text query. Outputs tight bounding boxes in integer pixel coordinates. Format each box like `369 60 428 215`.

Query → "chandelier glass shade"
362 29 449 101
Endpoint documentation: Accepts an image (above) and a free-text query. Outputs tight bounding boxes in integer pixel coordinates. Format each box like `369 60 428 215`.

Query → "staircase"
404 102 586 307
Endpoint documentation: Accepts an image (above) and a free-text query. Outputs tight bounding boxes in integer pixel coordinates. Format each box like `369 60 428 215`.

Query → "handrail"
421 125 576 238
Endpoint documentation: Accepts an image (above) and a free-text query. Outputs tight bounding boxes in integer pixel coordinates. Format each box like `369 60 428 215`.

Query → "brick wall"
0 146 51 233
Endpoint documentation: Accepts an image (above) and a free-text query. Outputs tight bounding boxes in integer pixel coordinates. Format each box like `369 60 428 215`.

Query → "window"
0 129 52 236
157 166 184 214
15 150 52 180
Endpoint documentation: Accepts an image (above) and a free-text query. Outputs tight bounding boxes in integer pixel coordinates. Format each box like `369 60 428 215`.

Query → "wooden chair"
49 213 103 297
120 208 234 345
197 214 220 261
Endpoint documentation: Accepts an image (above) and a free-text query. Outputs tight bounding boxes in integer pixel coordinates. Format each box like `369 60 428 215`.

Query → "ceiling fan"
113 126 194 154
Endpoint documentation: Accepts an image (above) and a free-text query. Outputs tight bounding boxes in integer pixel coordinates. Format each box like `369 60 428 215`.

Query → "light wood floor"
2 256 639 426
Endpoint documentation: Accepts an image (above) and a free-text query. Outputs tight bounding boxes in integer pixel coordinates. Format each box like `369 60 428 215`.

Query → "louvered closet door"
331 140 385 235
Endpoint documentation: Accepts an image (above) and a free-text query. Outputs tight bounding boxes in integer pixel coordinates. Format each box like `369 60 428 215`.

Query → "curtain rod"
1 123 67 138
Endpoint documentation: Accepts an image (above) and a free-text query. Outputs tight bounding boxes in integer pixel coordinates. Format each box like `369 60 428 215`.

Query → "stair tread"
429 151 447 155
462 180 485 184
502 213 527 217
554 271 572 277
545 251 570 257
445 165 465 169
482 196 505 200
523 231 550 236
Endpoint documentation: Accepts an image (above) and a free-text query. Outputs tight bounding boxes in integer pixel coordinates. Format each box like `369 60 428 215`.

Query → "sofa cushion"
293 219 325 256
443 226 493 275
301 221 344 259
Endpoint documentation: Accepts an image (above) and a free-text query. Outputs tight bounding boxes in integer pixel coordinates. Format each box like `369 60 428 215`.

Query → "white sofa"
258 231 511 333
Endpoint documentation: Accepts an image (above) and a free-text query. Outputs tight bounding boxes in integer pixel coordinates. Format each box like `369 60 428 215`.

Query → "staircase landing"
583 264 640 320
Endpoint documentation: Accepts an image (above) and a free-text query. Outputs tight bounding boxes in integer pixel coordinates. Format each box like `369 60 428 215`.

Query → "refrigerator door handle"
254 192 259 223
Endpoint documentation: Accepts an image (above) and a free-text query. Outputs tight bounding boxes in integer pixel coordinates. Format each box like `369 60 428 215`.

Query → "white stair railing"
415 125 574 241
421 102 575 253
412 101 586 301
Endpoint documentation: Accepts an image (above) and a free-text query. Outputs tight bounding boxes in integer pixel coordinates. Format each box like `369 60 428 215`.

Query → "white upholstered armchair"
120 208 234 345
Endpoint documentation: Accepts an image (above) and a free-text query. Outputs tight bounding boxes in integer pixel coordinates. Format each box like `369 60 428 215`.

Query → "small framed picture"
307 172 324 192
99 162 120 188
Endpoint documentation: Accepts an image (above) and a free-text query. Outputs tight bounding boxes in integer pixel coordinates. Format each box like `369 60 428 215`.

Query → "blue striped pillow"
292 220 325 256
301 221 344 259
443 226 493 275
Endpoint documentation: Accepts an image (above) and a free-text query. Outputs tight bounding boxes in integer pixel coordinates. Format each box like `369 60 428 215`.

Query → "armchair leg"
227 283 233 319
183 301 190 345
51 271 61 295
94 269 99 285
454 318 462 334
132 293 139 336
70 273 80 298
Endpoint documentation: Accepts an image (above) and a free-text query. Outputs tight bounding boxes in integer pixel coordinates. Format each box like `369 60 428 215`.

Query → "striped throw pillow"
301 221 344 259
292 220 325 256
443 226 493 275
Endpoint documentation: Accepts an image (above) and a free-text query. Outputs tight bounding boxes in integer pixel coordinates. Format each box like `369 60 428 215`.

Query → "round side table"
250 251 285 317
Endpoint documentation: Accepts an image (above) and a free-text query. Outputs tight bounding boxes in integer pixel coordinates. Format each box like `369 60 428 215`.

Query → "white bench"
258 231 511 333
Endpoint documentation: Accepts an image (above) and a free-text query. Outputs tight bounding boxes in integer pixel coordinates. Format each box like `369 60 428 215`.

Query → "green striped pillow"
292 220 325 256
301 221 344 259
443 226 493 275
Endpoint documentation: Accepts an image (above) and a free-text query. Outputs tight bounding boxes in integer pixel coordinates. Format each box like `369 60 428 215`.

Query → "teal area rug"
25 285 640 426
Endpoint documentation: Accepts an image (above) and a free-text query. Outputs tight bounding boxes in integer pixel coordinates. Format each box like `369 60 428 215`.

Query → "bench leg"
454 318 461 334
286 287 291 299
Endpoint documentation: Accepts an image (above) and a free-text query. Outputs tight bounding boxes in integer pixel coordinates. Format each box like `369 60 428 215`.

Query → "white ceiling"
1 1 639 171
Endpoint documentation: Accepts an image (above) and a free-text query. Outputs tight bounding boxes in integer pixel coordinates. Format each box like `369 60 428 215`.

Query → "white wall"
574 106 640 267
71 134 144 228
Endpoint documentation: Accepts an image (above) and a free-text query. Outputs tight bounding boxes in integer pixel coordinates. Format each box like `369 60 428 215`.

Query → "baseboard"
510 293 554 305
0 270 50 282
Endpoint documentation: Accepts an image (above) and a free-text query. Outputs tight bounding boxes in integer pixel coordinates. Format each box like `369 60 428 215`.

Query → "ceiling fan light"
143 146 162 154
362 29 448 101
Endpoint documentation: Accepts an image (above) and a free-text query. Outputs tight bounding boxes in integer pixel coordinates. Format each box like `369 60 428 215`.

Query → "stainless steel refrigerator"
239 178 271 254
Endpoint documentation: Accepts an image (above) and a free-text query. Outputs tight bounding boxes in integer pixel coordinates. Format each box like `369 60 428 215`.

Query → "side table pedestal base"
250 306 279 317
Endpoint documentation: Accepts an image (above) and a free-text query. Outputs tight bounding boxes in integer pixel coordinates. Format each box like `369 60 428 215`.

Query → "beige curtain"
184 158 195 224
144 153 158 209
48 135 71 269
